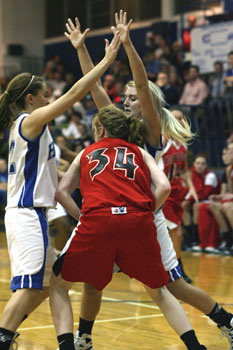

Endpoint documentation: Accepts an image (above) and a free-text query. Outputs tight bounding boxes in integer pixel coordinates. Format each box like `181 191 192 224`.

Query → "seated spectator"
82 93 98 131
196 145 229 254
182 153 221 249
208 61 225 99
143 49 160 82
103 74 118 101
62 109 82 140
179 65 209 106
73 123 94 154
169 68 184 98
223 51 233 99
62 72 76 94
208 141 233 254
169 41 183 76
156 71 180 106
113 80 125 110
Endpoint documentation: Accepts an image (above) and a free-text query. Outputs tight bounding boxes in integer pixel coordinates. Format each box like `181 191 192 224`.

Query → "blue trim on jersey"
17 118 46 207
168 264 183 282
10 208 48 290
18 138 40 207
18 114 46 143
145 135 163 158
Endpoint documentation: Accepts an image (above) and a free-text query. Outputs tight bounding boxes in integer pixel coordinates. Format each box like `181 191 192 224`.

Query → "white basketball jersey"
7 113 58 208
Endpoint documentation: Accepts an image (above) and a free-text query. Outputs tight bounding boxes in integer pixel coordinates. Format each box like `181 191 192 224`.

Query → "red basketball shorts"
56 210 169 290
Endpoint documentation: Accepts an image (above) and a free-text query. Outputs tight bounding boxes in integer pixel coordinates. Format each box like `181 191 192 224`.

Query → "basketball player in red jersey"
49 107 199 350
159 108 198 283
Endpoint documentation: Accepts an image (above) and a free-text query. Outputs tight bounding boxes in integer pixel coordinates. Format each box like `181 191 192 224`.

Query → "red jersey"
158 140 187 202
80 137 155 214
186 167 221 202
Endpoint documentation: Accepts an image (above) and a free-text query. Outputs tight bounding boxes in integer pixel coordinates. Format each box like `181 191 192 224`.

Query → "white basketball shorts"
5 207 56 290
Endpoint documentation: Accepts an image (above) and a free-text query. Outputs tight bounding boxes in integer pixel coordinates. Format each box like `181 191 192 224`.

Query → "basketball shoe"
9 332 19 350
74 331 94 350
218 325 233 349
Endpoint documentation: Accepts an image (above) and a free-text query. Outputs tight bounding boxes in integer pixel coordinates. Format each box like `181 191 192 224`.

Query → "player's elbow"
160 178 171 198
55 186 64 203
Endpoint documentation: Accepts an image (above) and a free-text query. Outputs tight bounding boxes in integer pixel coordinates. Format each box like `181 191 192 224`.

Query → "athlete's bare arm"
55 150 84 221
139 147 171 211
22 33 120 139
65 17 113 110
114 10 161 147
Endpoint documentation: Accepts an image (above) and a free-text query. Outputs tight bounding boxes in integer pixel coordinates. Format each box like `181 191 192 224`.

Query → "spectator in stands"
62 108 82 140
170 68 184 98
73 123 94 154
50 70 66 97
156 71 180 106
209 61 225 99
223 51 233 99
154 34 170 62
197 146 231 254
143 49 160 82
62 72 76 94
114 80 125 110
182 153 221 249
169 41 183 76
208 141 233 254
179 65 209 106
103 73 118 101
43 54 63 80
82 93 98 131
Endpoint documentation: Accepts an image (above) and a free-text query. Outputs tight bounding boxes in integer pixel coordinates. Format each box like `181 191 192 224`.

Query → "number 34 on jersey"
86 147 139 181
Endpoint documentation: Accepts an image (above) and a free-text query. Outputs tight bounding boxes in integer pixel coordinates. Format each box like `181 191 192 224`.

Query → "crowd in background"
0 28 233 255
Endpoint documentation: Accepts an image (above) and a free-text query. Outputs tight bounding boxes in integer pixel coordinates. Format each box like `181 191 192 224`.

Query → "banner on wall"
191 21 233 73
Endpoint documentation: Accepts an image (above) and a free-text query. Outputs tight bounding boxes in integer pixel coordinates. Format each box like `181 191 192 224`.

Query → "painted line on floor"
18 313 163 331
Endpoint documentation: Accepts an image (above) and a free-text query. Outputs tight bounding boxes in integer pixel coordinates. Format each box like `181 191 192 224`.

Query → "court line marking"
69 290 160 310
18 314 163 331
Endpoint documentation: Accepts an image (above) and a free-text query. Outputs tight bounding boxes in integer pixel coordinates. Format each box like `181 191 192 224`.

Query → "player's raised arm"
65 17 113 110
114 10 161 147
22 30 120 138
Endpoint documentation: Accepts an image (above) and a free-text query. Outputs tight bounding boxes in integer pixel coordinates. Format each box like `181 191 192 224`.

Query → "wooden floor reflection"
0 231 232 349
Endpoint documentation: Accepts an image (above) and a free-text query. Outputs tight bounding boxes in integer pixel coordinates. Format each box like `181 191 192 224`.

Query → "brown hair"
0 73 44 135
92 106 145 147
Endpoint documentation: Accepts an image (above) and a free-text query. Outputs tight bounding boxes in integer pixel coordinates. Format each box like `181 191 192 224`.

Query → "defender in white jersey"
65 12 233 350
0 29 121 350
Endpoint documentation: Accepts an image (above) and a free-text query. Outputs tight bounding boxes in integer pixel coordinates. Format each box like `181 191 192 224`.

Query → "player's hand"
64 17 89 50
113 9 133 45
209 194 221 201
189 188 199 202
104 30 121 64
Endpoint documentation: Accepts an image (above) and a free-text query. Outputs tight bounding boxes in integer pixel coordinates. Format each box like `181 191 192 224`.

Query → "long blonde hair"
126 80 194 145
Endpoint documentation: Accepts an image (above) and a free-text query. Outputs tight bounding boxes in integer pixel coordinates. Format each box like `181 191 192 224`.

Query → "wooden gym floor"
0 231 232 350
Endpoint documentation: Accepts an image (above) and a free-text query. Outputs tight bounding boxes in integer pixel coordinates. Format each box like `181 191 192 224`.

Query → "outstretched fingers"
75 17 81 29
127 18 133 30
68 18 76 30
111 30 121 49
